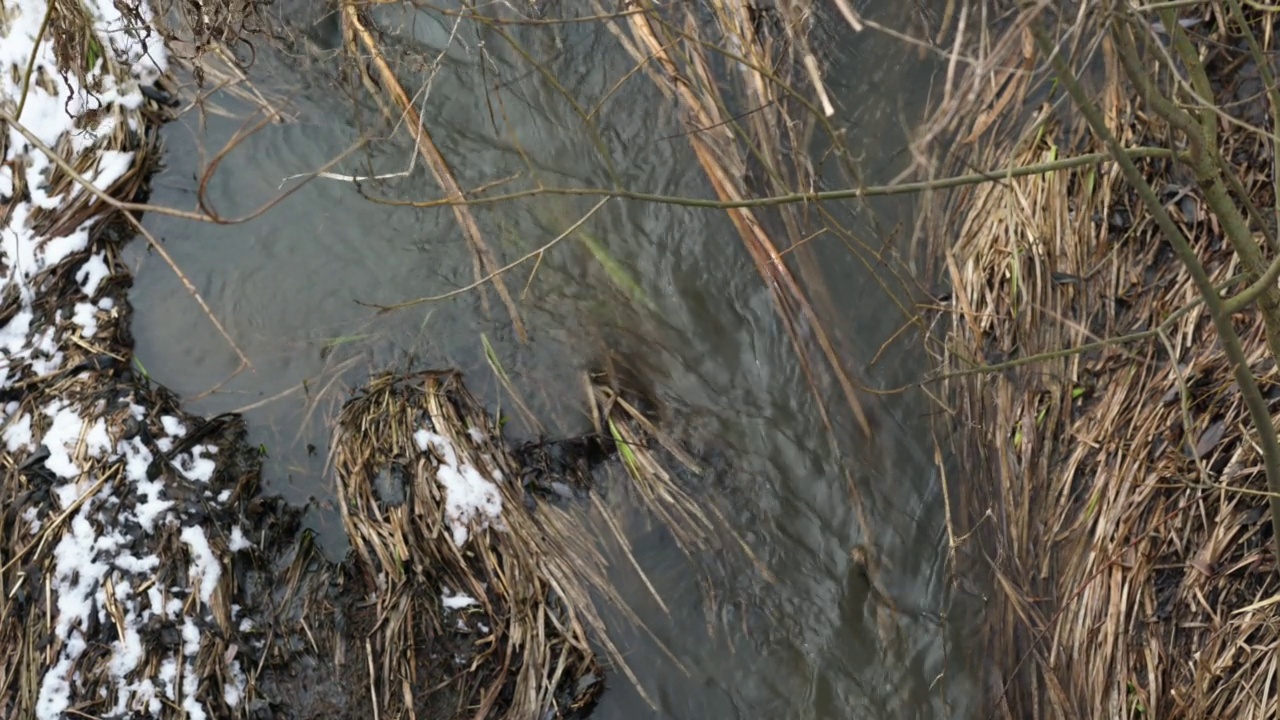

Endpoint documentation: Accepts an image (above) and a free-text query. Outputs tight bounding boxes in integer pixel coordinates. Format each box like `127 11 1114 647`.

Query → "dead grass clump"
331 369 730 719
925 11 1280 720
333 370 603 720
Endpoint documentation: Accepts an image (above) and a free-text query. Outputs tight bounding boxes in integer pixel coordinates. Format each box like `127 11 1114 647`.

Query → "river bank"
0 0 270 716
927 4 1280 718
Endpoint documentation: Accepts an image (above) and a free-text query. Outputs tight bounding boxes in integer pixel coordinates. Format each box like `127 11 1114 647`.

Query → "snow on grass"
76 252 111 296
27 403 252 719
87 0 167 84
415 429 504 547
4 409 34 451
1 1 259 717
229 525 251 552
174 444 217 482
179 525 221 604
441 590 479 610
1 0 156 338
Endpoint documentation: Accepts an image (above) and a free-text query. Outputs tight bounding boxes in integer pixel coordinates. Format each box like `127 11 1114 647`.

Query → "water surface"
130 3 984 717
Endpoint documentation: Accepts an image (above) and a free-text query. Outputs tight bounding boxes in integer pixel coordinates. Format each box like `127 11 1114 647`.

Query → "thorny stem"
1028 15 1280 567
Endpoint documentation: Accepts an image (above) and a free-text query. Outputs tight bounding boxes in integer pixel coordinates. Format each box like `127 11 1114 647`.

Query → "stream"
128 2 986 717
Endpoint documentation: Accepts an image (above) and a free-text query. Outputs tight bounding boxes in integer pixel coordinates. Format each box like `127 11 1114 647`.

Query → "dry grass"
924 9 1280 719
325 369 730 719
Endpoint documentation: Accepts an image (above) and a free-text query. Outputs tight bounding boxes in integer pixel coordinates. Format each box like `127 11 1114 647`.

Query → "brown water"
129 3 985 717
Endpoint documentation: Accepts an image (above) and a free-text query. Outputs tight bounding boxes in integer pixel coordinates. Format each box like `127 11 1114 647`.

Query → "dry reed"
925 6 1280 718
319 369 733 719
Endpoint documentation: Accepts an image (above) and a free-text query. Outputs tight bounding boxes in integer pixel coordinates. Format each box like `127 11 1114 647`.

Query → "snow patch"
442 590 478 610
414 429 504 547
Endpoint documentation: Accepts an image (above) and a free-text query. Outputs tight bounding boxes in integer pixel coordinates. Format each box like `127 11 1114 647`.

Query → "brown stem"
1034 10 1280 567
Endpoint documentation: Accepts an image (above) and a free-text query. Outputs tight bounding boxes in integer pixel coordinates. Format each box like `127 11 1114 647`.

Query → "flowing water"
129 3 986 717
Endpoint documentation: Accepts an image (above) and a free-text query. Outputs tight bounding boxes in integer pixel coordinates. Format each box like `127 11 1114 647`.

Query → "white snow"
22 505 42 534
38 503 121 718
35 659 74 720
179 525 221 604
179 659 207 720
160 415 187 437
76 252 111 296
224 659 246 707
109 608 145 677
118 436 175 533
229 525 251 552
43 403 89 480
84 416 111 456
174 444 216 482
441 591 478 610
4 412 33 451
156 415 186 452
181 617 200 655
71 301 100 337
90 149 135 192
414 429 504 547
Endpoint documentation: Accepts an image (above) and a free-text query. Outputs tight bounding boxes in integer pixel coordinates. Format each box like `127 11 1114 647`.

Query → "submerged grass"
602 0 875 442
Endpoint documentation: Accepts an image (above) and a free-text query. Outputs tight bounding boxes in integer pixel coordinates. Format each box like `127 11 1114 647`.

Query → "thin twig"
366 198 610 312
368 146 1178 211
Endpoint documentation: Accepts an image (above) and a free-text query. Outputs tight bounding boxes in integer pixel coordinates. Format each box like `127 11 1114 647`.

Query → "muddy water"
130 3 984 718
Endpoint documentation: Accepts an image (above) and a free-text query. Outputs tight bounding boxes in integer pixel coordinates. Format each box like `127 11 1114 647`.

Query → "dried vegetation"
246 369 728 720
925 2 1280 718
